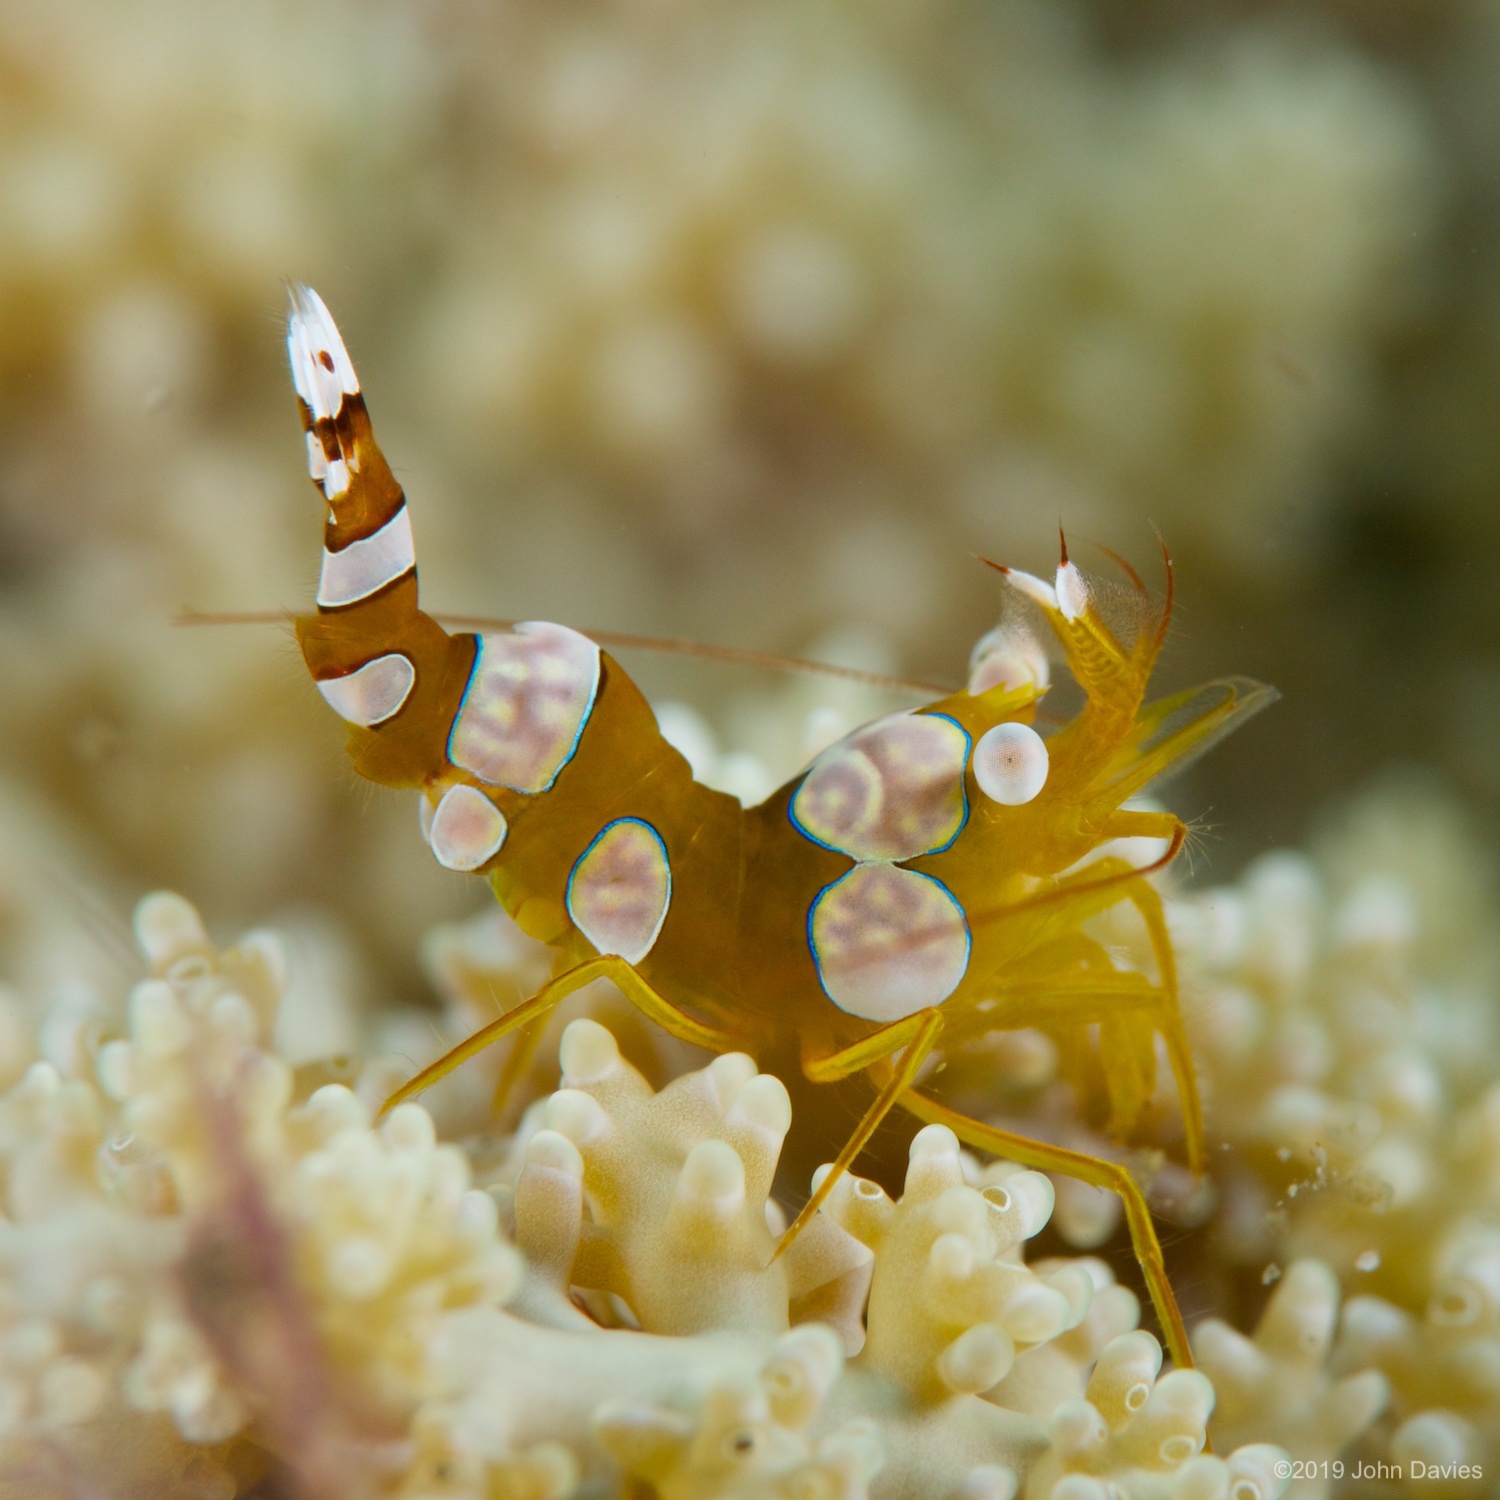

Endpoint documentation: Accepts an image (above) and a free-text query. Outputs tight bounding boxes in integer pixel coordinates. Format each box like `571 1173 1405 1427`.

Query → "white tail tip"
287 283 359 422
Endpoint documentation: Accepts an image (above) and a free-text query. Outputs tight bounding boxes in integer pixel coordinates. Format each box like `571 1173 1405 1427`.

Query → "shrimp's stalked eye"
972 722 1048 805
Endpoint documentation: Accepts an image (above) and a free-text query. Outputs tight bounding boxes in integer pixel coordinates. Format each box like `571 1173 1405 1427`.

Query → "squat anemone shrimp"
281 284 1274 1370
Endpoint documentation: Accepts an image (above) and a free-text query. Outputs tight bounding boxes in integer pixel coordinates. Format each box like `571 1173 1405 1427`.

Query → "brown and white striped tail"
287 285 416 613
288 286 450 749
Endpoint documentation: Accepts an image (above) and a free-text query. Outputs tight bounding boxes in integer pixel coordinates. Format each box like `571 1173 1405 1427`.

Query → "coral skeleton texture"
0 890 1293 1499
3 2 1500 1495
1171 779 1500 1492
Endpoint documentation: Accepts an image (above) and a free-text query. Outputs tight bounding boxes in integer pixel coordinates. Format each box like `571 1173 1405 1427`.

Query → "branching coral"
495 1017 867 1339
0 893 527 1497
1170 779 1500 1490
592 1327 885 1500
1193 1262 1387 1497
0 891 1300 1499
816 1128 1081 1400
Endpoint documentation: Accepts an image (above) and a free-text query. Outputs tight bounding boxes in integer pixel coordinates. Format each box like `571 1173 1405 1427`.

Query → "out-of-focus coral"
592 1328 886 1500
0 890 1297 1500
0 0 1444 986
1169 776 1500 1491
0 892 526 1497
1193 1262 1388 1498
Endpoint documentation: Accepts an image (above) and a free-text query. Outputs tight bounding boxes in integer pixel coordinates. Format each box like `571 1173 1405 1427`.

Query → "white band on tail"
317 506 415 608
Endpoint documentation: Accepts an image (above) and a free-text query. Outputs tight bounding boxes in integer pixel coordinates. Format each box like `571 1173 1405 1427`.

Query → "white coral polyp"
0 894 1298 1499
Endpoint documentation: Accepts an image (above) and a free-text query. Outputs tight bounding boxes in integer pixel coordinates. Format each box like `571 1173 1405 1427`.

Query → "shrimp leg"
897 1088 1193 1372
1124 874 1205 1173
771 1008 946 1261
380 955 741 1116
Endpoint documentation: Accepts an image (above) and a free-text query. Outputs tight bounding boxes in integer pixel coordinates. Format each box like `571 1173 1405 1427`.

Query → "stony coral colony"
3 1 1500 1498
0 774 1497 1499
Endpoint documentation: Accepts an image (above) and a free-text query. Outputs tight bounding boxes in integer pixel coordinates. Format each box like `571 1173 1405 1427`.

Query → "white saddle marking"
791 711 969 862
317 506 415 608
448 621 601 794
567 818 671 965
809 863 970 1022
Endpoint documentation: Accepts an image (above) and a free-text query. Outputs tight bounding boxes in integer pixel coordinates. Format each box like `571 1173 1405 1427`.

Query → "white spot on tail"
287 284 359 422
317 505 415 608
315 653 415 727
305 430 328 484
323 457 351 500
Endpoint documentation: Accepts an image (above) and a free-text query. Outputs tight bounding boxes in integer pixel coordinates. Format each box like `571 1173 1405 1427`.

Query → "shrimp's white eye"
973 722 1049 805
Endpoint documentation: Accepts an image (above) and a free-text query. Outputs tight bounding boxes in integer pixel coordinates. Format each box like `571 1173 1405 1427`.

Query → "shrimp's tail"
287 285 469 790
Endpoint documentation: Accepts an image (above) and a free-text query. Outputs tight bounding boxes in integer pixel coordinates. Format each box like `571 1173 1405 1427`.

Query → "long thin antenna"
173 609 952 698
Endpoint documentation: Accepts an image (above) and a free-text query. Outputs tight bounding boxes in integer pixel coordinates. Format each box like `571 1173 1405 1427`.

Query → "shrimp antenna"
173 610 951 697
1090 543 1146 594
1153 530 1175 655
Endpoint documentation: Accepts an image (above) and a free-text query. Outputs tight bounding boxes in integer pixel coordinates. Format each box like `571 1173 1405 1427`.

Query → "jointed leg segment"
771 1008 945 1261
897 1087 1193 1371
380 954 740 1116
1124 874 1205 1173
489 1013 547 1121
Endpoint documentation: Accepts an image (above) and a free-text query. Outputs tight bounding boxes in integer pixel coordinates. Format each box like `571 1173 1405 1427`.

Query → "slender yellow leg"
1097 807 1183 846
1070 806 1206 1173
965 805 1206 1176
489 1013 547 1121
1124 874 1206 1174
771 1009 945 1262
802 1008 943 1084
961 820 1185 949
381 955 741 1116
898 1088 1193 1372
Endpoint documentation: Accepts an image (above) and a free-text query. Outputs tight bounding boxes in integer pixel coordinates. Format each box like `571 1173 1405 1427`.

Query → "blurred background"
0 0 1494 1016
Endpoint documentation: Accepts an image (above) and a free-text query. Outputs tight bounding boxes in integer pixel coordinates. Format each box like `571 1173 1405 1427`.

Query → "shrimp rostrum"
287 285 1273 1368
